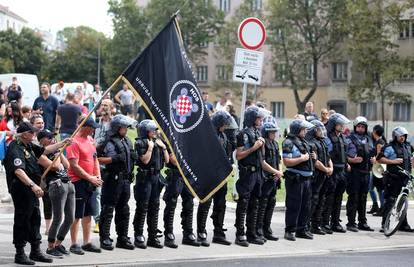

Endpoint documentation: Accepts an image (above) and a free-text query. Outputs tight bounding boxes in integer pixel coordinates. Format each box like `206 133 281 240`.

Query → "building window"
196 66 208 82
304 63 314 80
219 0 231 13
274 64 287 81
216 65 228 81
328 100 347 116
271 101 285 118
252 0 262 11
393 102 411 122
360 102 377 120
400 20 410 39
332 62 348 81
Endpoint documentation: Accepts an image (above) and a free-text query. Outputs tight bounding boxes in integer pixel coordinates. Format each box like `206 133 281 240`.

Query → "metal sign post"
239 82 248 130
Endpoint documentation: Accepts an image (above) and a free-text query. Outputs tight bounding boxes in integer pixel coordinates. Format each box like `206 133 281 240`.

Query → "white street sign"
232 48 264 85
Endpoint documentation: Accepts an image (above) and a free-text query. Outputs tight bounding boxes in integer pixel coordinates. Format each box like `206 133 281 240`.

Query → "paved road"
146 248 414 267
0 173 414 266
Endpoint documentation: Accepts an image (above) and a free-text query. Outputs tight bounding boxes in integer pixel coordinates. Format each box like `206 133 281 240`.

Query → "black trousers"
346 170 369 226
100 178 131 240
284 172 311 233
11 181 42 248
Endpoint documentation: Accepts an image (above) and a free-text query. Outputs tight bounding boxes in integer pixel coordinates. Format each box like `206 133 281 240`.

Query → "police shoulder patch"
14 158 23 167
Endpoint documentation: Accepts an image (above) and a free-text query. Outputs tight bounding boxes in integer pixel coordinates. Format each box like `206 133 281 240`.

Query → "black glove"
111 153 126 163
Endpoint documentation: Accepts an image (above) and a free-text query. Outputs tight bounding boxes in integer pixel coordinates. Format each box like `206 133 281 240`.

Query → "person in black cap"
37 130 75 258
4 122 70 265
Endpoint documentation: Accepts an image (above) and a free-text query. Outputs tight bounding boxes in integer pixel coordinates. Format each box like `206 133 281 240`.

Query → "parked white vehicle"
0 73 39 106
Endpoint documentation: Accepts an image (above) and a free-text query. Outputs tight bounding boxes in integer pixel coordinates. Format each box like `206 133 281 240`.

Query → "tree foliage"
104 0 148 85
267 0 348 112
44 26 106 84
346 0 414 124
144 0 224 63
0 28 45 77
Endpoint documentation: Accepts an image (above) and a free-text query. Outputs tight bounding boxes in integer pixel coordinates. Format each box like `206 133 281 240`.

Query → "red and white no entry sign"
237 17 266 50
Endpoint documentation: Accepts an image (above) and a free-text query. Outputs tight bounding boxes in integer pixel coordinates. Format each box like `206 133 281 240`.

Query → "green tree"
347 0 414 126
144 0 224 63
104 0 148 85
0 28 45 76
267 0 348 112
45 26 106 84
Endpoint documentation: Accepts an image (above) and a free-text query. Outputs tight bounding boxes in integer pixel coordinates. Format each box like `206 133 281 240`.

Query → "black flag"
122 17 233 202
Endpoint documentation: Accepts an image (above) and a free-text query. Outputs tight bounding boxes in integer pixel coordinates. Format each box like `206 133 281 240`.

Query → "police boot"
399 218 414 233
235 197 249 247
181 198 201 247
357 194 374 231
263 196 279 241
367 202 379 214
197 200 212 247
15 247 35 265
116 236 135 250
116 203 134 250
211 206 231 245
256 197 268 243
164 198 178 248
246 198 264 245
147 200 163 249
332 195 346 233
346 193 358 232
133 201 149 249
321 192 334 234
29 243 53 263
100 205 115 250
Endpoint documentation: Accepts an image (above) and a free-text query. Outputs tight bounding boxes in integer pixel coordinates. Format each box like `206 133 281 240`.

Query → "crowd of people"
1 81 413 265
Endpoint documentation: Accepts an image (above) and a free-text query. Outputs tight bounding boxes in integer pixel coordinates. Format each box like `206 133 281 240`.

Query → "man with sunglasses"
4 122 70 265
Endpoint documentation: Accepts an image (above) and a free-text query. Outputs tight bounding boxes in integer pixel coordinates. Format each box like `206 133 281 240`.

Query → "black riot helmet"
289 119 314 136
110 114 137 136
261 121 280 138
211 110 232 130
138 119 158 138
325 113 350 133
305 120 327 140
243 106 269 128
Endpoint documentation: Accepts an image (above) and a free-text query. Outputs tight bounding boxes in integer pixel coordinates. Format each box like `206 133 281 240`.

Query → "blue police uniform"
98 134 135 250
345 132 374 229
282 134 313 236
379 141 413 230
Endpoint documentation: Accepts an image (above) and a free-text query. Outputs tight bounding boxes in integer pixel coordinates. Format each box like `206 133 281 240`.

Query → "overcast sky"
1 0 113 36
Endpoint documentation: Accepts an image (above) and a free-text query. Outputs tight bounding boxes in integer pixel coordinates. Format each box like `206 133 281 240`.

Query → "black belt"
240 165 261 172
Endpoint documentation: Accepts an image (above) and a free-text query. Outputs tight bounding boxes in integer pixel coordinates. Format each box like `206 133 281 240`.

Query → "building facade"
0 4 27 33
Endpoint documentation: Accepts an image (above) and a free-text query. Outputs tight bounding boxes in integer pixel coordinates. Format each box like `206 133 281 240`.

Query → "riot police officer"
345 116 375 232
305 120 333 235
282 119 316 241
163 151 200 248
256 121 283 242
133 120 169 249
234 106 268 247
323 113 350 234
378 127 414 232
97 115 136 251
4 122 68 265
197 111 235 246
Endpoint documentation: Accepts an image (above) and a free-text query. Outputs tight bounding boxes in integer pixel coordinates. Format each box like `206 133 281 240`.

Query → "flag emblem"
170 80 203 133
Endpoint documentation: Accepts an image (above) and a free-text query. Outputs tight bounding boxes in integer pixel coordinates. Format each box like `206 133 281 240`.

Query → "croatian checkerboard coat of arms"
170 80 204 133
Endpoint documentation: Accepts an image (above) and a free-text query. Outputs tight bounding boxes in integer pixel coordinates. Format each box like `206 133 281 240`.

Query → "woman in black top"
37 130 75 257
